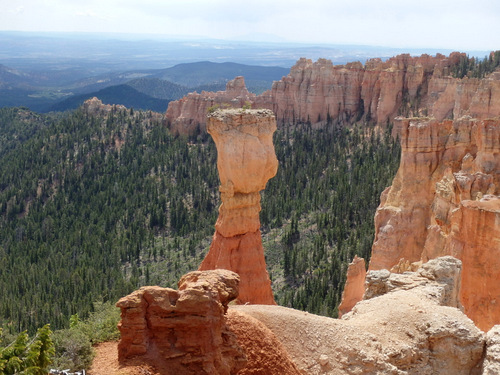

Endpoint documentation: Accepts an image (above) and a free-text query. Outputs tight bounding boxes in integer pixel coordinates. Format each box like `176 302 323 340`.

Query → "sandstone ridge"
166 77 256 135
235 257 499 375
367 115 500 331
166 53 500 135
114 257 500 375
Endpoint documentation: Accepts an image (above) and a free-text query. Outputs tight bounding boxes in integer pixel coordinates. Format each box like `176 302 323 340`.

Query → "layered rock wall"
166 53 500 135
199 109 277 305
369 116 500 331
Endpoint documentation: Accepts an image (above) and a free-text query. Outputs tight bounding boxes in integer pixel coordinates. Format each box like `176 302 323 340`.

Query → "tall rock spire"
199 108 278 305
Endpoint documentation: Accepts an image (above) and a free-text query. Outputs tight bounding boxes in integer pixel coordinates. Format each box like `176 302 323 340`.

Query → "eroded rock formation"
165 54 500 135
483 325 500 375
235 257 486 375
337 255 366 318
82 97 127 115
116 270 246 375
368 116 500 331
199 108 278 305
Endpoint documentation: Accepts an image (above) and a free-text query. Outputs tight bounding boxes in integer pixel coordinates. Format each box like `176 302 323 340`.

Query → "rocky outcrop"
368 116 500 331
116 269 246 375
199 108 278 305
337 255 366 318
483 325 500 374
165 53 500 135
235 257 486 375
165 77 256 136
82 97 127 115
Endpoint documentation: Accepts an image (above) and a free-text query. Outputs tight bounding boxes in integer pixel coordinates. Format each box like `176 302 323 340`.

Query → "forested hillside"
0 105 399 334
261 122 400 315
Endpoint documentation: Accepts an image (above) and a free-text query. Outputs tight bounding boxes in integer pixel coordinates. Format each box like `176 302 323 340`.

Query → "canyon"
111 53 500 374
166 53 500 331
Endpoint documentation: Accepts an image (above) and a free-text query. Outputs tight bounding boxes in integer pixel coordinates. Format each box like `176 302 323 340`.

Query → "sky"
1 0 499 51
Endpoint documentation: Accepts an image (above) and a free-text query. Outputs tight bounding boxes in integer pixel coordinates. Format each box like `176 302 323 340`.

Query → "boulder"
116 269 246 375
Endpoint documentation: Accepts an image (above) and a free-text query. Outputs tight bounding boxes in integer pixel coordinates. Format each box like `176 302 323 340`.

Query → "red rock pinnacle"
199 108 278 305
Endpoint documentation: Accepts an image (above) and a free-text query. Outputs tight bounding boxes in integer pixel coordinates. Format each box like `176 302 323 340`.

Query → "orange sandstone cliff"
166 53 500 135
198 108 278 305
368 115 500 331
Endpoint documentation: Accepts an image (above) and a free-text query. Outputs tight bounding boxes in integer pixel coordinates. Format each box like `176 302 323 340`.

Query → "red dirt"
88 341 160 375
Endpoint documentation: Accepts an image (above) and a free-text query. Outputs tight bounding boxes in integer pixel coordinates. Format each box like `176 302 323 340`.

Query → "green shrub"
0 325 55 375
51 301 120 371
75 301 121 344
52 329 94 372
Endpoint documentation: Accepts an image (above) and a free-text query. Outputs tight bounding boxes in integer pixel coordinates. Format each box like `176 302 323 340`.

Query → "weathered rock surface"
235 257 485 375
369 116 500 331
166 76 256 135
165 53 500 135
337 255 366 318
199 109 277 305
226 310 301 375
83 97 127 115
482 325 500 375
116 269 246 375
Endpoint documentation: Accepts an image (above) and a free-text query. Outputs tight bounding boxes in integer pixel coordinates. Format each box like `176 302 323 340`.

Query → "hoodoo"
199 108 278 305
338 255 366 318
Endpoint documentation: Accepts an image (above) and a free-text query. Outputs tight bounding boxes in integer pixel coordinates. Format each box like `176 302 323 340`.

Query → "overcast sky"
1 0 499 51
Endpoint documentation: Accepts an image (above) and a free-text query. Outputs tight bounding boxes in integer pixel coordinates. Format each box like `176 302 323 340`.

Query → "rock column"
338 256 366 317
199 109 278 305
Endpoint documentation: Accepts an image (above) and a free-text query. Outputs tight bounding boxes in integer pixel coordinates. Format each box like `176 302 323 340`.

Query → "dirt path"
88 342 159 375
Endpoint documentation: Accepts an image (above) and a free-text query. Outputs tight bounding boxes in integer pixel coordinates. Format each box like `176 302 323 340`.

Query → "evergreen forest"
0 104 400 339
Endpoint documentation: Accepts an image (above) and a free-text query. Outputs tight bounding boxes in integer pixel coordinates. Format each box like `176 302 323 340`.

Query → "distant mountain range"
0 61 289 113
0 31 492 113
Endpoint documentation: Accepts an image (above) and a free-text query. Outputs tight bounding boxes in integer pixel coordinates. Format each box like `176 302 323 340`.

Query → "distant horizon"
1 0 498 52
0 30 494 59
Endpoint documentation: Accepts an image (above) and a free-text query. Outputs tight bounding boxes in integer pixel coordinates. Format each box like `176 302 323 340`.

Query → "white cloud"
0 0 498 51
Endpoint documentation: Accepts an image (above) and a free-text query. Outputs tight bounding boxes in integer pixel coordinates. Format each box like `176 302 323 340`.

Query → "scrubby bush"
51 329 94 372
51 301 120 372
